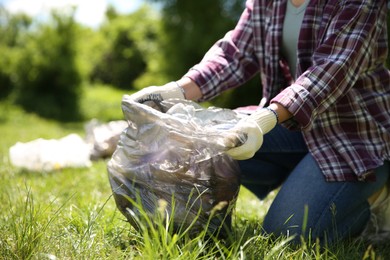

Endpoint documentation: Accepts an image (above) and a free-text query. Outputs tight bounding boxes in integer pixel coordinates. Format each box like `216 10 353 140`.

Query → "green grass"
0 85 388 259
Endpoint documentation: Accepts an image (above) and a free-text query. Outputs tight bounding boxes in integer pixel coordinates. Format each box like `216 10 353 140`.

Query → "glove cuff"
163 81 186 100
248 107 278 134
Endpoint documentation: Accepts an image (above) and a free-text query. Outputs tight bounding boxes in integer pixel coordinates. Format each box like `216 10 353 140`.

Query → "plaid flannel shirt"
184 0 390 181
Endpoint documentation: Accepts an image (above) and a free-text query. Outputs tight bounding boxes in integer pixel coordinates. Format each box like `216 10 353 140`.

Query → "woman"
130 0 390 245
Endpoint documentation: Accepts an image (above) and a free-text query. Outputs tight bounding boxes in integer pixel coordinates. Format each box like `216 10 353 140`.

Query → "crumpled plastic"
107 96 245 237
8 119 128 172
85 119 128 160
9 134 91 171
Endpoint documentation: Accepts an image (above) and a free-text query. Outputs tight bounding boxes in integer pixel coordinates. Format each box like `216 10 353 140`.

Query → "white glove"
226 108 278 160
129 82 185 104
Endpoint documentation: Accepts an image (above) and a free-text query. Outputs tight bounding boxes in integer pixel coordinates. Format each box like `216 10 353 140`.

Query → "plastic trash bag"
9 134 91 171
107 96 244 237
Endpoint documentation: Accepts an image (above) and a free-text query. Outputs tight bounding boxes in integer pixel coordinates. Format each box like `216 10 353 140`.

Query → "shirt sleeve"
184 0 260 101
271 0 385 129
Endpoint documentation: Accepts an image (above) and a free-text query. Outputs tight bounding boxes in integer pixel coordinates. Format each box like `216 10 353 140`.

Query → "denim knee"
262 203 371 245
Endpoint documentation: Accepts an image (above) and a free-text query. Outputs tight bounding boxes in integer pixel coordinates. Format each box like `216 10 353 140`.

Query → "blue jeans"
238 125 389 245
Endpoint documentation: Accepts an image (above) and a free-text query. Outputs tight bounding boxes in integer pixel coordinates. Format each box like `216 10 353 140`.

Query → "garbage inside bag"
85 119 128 160
107 96 244 237
9 134 91 171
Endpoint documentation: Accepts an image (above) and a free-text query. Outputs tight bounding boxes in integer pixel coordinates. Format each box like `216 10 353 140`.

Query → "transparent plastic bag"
107 96 244 237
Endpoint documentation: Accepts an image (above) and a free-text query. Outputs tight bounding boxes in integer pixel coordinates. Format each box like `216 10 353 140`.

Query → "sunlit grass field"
0 85 388 259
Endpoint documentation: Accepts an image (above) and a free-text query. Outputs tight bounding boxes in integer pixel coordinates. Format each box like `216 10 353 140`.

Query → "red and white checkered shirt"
184 0 390 181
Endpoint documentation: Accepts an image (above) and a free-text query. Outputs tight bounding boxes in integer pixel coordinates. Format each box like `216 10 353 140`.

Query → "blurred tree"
13 9 83 121
74 26 107 84
0 7 32 100
148 0 243 77
0 7 32 46
145 0 261 109
90 6 158 89
0 45 14 100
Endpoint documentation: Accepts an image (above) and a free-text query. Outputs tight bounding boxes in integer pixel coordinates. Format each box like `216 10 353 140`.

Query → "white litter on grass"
85 119 128 160
8 119 128 172
9 134 92 171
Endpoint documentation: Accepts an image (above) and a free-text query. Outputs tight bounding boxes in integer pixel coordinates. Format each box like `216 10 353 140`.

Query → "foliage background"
0 0 265 121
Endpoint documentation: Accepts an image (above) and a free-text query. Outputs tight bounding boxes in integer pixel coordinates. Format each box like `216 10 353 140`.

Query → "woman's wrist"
175 77 203 101
268 102 292 123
